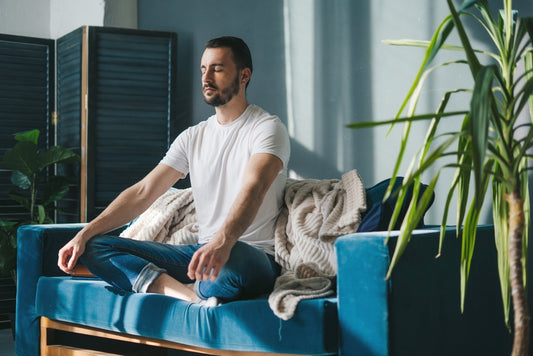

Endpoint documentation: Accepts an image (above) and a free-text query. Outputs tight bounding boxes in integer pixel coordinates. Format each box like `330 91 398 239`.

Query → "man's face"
201 47 241 107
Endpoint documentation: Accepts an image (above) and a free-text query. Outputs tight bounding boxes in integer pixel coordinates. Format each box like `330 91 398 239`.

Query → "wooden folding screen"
56 26 179 222
0 35 55 222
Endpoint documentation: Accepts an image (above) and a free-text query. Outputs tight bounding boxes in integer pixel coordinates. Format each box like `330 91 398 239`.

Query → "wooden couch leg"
40 317 51 356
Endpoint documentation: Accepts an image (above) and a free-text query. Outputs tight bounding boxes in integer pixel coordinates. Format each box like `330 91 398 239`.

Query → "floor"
0 328 14 356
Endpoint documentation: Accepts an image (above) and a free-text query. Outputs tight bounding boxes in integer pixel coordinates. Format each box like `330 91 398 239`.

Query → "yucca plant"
348 0 533 354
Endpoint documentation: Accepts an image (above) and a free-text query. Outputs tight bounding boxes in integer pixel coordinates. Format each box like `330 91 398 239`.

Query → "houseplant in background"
348 0 532 355
0 129 79 281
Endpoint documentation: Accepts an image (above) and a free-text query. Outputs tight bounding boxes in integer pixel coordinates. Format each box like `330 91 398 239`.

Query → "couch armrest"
335 227 455 356
16 223 86 356
335 225 517 356
335 231 392 356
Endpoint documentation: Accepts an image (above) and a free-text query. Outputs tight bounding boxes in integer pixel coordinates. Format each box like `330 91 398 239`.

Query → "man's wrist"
213 231 238 249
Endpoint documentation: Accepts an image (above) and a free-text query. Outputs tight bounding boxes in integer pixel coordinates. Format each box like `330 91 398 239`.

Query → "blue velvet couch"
16 223 521 355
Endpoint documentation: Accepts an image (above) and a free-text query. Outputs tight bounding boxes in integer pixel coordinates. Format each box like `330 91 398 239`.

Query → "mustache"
203 83 217 90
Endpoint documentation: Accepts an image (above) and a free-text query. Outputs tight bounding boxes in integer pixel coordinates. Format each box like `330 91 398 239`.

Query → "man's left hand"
187 238 234 281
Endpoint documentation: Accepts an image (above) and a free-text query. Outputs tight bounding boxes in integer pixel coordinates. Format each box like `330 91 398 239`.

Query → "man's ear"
240 68 251 86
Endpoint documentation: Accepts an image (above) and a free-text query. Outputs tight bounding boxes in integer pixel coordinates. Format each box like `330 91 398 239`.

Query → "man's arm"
187 152 283 282
58 163 184 274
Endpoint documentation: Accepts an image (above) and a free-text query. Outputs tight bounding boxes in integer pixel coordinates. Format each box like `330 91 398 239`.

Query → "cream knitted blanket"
268 169 366 320
120 188 198 245
120 170 366 320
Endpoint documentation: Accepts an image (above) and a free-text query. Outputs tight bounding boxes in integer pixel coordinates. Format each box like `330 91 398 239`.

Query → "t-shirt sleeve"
160 129 189 175
250 118 291 169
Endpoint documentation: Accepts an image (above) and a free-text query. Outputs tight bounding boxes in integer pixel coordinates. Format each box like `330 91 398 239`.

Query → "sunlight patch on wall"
283 0 315 153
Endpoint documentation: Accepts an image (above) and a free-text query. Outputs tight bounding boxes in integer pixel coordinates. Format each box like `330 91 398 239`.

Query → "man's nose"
203 68 214 82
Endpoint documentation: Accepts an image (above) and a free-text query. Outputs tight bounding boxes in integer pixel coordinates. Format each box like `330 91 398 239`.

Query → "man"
57 36 290 305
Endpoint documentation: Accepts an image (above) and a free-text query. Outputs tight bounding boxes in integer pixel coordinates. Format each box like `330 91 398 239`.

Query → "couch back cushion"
357 178 434 232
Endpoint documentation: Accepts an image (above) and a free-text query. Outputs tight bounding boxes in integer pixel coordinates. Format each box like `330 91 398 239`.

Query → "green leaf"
8 191 30 211
383 39 465 51
3 141 40 176
492 173 511 327
525 51 533 122
460 158 492 311
456 118 474 235
37 205 46 224
346 111 468 130
447 0 482 77
469 65 495 194
14 129 39 145
413 176 438 223
386 173 440 278
42 176 71 206
37 146 79 170
440 171 460 254
10 170 31 190
519 158 530 288
475 1 504 58
0 219 17 230
383 39 495 59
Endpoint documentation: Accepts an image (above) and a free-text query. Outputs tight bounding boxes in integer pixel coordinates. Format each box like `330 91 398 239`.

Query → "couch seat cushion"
36 277 338 355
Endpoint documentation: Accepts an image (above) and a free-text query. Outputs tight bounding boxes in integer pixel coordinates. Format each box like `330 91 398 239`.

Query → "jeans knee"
195 242 280 301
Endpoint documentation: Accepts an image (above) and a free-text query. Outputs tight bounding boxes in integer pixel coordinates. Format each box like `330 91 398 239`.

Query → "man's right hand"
57 234 87 275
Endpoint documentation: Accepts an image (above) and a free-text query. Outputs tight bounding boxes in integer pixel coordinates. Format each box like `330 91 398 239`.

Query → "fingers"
187 249 212 281
57 240 84 274
187 247 223 281
57 250 73 274
57 248 73 274
67 251 79 271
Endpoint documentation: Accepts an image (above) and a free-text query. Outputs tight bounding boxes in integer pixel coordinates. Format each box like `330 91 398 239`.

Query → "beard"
203 74 240 107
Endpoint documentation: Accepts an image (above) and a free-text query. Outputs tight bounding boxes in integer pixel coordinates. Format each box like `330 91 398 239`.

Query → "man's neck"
215 96 249 125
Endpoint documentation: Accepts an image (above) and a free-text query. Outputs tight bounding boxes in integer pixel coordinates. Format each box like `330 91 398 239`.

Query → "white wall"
0 0 51 38
0 0 137 39
49 0 106 39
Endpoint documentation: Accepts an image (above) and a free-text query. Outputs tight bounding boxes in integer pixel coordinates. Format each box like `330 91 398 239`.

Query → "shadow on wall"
284 0 374 183
288 137 342 180
173 32 194 140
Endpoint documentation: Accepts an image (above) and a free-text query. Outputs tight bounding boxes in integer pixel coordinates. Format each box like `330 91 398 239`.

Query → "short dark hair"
206 36 253 74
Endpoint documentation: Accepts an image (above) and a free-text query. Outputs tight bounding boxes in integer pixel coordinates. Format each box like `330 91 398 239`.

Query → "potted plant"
348 0 532 354
0 129 79 281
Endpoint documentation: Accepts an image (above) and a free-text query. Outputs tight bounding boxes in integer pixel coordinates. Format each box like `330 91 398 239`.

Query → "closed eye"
201 64 224 74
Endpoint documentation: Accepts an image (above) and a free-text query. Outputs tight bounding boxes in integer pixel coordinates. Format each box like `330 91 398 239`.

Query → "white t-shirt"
160 105 290 254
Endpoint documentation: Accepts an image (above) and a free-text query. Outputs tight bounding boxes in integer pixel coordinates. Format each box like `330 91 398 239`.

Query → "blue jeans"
80 235 281 302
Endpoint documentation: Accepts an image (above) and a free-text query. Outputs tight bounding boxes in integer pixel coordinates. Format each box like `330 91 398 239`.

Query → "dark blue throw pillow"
357 178 435 232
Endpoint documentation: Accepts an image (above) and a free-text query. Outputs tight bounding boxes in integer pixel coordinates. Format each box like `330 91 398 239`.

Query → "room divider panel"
0 34 55 222
55 26 179 222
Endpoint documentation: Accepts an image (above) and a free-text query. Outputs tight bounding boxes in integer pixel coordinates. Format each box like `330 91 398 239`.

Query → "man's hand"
57 234 87 275
187 237 234 281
